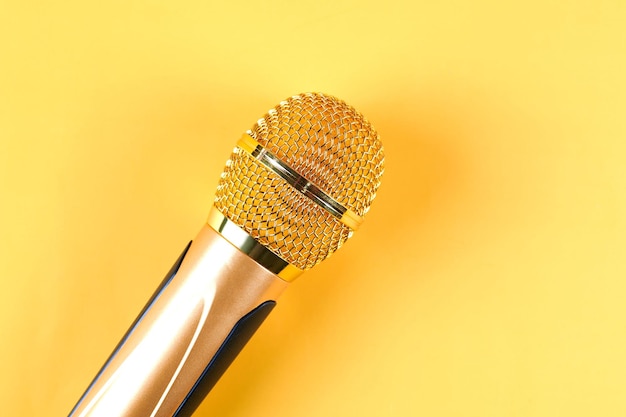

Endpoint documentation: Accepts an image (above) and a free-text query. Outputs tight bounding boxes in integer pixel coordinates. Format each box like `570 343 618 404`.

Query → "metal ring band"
237 134 364 231
207 207 303 282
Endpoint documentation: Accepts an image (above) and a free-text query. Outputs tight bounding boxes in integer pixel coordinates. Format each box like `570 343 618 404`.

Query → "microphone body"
67 92 385 417
69 223 287 417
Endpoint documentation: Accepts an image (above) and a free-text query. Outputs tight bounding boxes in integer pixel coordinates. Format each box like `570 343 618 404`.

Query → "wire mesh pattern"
214 93 384 269
215 149 351 269
249 93 385 216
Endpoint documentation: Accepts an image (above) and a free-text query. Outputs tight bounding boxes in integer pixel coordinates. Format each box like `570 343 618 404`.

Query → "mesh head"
214 93 384 270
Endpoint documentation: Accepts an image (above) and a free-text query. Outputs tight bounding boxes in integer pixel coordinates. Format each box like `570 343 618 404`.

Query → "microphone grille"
214 93 384 270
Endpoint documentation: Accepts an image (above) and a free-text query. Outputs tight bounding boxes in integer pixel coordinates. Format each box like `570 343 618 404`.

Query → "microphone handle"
69 225 288 417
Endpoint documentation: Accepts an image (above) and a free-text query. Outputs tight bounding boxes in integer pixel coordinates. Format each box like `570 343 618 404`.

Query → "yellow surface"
1 1 625 415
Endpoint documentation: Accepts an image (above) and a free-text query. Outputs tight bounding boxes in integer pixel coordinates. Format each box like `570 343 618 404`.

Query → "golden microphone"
68 92 385 417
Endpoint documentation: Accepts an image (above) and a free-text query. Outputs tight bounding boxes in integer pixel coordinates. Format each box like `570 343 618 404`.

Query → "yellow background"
1 0 625 415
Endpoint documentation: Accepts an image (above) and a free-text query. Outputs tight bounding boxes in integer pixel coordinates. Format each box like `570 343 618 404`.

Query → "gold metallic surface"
207 206 303 282
214 93 384 270
236 134 364 230
69 225 288 417
215 148 351 270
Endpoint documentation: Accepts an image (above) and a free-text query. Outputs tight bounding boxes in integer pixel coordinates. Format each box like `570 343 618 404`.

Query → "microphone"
68 92 385 417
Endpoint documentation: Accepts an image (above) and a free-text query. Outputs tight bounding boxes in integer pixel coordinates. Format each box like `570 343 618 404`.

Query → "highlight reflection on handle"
69 224 287 417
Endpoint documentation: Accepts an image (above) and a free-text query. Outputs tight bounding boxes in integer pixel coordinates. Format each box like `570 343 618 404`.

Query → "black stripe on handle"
173 300 276 417
69 241 193 416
